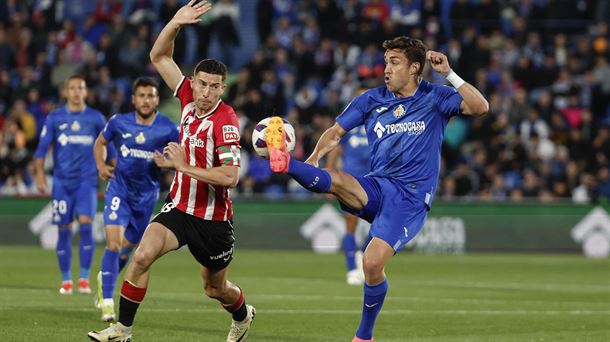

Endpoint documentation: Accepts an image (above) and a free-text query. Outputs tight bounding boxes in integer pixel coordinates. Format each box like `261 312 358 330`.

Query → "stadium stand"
0 0 609 203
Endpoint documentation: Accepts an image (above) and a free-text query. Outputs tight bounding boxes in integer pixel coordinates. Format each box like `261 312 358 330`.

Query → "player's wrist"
445 69 465 89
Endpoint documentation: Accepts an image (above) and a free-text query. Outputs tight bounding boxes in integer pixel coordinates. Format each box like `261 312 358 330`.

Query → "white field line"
2 306 608 316
1 288 608 308
241 277 610 293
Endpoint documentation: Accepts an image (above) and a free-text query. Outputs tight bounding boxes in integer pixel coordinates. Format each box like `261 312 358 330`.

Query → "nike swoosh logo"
122 133 132 138
108 336 122 341
59 124 68 130
101 272 112 276
364 303 378 308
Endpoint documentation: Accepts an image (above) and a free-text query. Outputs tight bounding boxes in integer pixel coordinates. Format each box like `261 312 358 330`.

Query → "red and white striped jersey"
169 76 241 220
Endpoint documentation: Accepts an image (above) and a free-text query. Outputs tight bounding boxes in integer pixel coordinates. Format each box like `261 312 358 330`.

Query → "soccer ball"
252 117 296 158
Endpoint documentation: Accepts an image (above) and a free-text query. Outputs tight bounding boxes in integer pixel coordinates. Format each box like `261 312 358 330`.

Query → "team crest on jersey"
135 132 146 144
71 120 81 131
222 125 239 143
393 104 406 118
109 211 118 220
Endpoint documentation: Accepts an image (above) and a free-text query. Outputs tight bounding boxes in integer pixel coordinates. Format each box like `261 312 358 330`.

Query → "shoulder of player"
154 113 177 127
85 107 105 116
212 102 238 121
425 81 455 96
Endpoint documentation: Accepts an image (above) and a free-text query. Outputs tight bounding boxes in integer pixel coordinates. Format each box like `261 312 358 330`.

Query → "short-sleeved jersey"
102 111 179 196
169 76 241 220
336 81 463 207
34 106 106 185
339 125 371 177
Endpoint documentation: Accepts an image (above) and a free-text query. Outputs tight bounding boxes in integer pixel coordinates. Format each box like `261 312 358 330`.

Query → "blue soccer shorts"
103 182 158 244
52 180 97 225
339 175 428 252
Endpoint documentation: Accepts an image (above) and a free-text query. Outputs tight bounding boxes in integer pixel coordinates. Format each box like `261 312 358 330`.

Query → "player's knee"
362 254 385 275
78 217 93 224
132 249 154 270
105 240 120 252
324 169 342 188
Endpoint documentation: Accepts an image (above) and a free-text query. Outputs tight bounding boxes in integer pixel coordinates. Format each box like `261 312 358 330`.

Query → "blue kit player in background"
34 74 107 295
92 77 179 322
266 36 488 341
327 119 370 286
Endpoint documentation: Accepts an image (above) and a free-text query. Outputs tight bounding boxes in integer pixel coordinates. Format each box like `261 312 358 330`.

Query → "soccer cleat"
94 271 103 308
59 280 73 295
88 322 132 342
347 269 365 286
352 337 374 342
100 302 116 323
79 278 92 294
226 304 256 342
265 117 290 173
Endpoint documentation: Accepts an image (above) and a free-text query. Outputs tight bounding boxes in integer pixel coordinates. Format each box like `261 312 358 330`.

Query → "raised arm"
304 123 347 167
426 50 489 116
150 0 212 91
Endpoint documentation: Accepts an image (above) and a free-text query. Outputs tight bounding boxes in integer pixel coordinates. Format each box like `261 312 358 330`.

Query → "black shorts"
151 201 235 270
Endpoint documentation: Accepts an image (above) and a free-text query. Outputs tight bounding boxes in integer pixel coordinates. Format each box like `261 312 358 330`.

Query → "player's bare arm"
94 134 115 181
150 0 212 91
34 158 46 193
156 142 239 187
426 50 489 116
305 123 347 167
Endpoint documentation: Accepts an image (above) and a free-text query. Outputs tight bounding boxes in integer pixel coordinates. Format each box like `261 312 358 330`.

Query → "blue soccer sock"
78 222 94 279
355 279 388 340
56 227 73 282
343 233 357 271
287 158 332 193
101 248 119 299
118 246 134 272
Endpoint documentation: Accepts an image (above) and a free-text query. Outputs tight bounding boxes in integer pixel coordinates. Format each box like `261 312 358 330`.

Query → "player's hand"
304 155 319 167
97 163 115 181
162 142 187 170
154 151 172 168
35 172 47 194
171 0 212 26
426 51 451 76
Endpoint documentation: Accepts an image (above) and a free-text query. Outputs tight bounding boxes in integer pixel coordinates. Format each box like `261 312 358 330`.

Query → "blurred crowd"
1 0 609 205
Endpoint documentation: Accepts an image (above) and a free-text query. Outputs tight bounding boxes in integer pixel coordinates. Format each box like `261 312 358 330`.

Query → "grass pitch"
0 246 608 341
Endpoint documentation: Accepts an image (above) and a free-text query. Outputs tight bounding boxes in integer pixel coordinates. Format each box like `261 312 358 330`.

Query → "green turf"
0 247 608 341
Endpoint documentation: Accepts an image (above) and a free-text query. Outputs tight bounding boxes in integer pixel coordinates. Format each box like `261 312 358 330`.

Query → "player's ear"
410 62 420 75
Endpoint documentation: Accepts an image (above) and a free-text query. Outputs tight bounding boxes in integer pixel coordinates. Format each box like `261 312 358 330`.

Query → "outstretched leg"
266 117 368 210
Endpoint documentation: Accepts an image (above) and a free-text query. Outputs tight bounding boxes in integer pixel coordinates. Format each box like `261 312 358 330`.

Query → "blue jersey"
102 112 179 196
34 106 106 185
336 81 462 207
339 125 370 177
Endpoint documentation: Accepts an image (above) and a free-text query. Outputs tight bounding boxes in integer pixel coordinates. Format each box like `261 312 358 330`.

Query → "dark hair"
132 76 159 93
194 59 228 81
64 74 87 87
382 36 426 75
